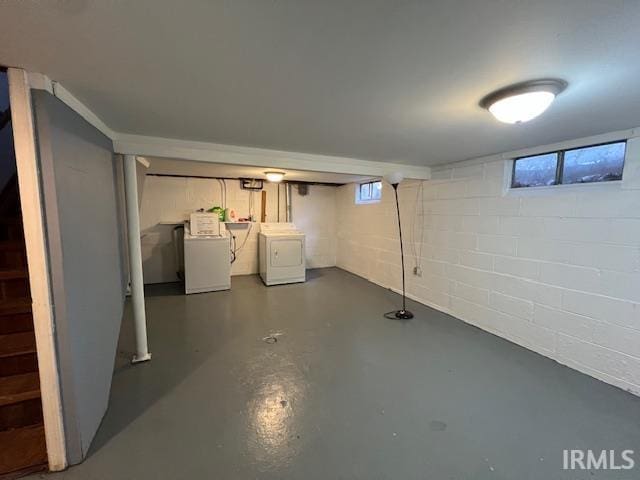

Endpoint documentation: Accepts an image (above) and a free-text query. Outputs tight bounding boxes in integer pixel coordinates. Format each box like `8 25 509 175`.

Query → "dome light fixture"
480 79 567 124
265 171 286 183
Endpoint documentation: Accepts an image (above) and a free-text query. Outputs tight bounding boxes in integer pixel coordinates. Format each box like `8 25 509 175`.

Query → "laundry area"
137 158 346 292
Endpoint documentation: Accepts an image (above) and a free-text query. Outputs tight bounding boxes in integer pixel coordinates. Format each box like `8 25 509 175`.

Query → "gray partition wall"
32 89 127 464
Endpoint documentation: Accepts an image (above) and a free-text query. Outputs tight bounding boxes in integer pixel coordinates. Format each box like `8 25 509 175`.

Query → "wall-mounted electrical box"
240 178 264 191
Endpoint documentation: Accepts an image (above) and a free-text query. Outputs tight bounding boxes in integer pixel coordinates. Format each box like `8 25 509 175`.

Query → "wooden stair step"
0 243 26 271
0 300 31 317
0 424 47 476
0 332 36 359
0 272 30 302
0 398 43 431
0 218 23 243
0 373 40 408
0 270 27 281
0 242 23 252
0 354 38 379
0 313 34 336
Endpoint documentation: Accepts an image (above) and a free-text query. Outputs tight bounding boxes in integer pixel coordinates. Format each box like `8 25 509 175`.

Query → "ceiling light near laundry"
265 171 285 182
480 79 567 124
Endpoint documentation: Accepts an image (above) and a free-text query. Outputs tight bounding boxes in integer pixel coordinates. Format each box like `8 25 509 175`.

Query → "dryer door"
271 239 303 267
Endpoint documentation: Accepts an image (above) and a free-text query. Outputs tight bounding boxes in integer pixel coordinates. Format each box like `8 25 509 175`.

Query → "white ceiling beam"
50 82 117 140
113 134 431 180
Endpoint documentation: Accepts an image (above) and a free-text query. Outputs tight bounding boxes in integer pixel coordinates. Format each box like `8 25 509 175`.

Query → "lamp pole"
386 178 413 320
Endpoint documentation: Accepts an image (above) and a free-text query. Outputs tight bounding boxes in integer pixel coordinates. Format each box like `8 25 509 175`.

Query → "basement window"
355 180 382 204
511 141 626 188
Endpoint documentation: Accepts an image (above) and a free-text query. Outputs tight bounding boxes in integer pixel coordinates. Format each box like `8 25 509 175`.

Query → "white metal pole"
123 154 151 363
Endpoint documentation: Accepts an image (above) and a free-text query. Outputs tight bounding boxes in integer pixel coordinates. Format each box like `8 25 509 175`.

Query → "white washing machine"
183 225 231 294
258 223 306 286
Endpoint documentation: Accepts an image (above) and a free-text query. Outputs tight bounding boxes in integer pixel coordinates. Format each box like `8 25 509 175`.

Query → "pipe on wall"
286 183 292 222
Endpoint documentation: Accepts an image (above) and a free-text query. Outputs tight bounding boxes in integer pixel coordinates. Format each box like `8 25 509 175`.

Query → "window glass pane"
371 181 382 200
360 182 371 200
562 142 626 184
512 153 558 188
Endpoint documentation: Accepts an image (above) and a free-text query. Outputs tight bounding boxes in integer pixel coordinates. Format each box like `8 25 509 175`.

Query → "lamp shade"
384 172 404 186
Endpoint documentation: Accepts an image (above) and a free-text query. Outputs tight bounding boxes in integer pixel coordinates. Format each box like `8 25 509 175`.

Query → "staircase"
0 176 47 478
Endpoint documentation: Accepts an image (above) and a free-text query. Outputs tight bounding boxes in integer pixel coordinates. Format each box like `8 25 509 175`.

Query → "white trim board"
27 72 116 141
8 68 68 471
136 156 150 168
50 83 116 140
114 134 431 180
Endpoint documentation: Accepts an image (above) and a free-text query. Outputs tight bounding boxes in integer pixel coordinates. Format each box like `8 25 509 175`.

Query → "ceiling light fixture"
265 171 285 183
480 79 567 124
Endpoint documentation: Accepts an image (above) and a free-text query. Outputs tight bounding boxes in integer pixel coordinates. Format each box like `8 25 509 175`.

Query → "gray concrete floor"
34 268 640 479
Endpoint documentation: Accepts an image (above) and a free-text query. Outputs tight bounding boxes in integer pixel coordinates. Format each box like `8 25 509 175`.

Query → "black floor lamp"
384 172 414 320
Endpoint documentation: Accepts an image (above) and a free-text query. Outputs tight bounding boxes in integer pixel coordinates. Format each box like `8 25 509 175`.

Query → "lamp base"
387 309 414 320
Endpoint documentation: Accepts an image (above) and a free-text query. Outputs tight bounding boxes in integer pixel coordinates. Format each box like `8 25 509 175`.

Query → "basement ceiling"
1 1 639 166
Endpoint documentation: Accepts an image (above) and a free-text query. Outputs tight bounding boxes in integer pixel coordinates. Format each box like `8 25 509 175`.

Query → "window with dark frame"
511 141 626 188
356 180 382 203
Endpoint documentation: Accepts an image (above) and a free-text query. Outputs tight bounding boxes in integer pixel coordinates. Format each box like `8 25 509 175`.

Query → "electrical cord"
234 222 253 254
230 233 237 264
409 180 425 271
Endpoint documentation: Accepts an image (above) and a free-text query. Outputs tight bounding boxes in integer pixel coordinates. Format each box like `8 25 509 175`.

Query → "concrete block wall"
140 175 337 283
336 135 640 395
290 184 338 269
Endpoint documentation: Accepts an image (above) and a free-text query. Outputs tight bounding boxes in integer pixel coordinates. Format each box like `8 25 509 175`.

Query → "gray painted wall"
32 90 127 464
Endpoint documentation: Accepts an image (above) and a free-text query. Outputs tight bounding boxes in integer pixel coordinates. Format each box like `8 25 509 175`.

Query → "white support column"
123 154 151 363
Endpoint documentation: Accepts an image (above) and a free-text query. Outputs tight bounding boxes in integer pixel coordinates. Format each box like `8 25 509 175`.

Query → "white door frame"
8 68 67 471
